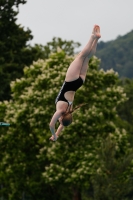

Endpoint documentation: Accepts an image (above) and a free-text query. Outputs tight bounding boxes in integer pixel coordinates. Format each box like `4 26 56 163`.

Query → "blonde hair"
61 103 88 127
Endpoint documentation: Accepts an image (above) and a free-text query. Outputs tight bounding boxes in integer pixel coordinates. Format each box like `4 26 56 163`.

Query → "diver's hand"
49 135 57 142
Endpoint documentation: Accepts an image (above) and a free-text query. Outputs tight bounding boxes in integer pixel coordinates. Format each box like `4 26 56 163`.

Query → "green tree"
117 79 133 145
96 30 133 78
118 79 133 124
0 50 73 200
0 51 131 200
41 56 131 200
41 37 80 58
0 0 32 100
0 0 81 101
90 137 133 200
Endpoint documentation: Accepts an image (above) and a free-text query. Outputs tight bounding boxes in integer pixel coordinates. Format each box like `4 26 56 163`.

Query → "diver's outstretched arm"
49 124 64 141
49 110 62 141
56 124 64 137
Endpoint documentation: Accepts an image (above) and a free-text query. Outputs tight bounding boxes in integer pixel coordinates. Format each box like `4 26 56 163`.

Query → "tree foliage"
0 0 81 101
0 0 32 100
1 0 80 101
118 79 133 124
90 137 133 200
41 37 80 58
117 79 133 146
96 30 133 78
0 51 132 200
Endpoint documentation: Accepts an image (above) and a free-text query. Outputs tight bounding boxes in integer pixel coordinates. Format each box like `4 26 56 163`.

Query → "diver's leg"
80 37 100 81
65 25 101 82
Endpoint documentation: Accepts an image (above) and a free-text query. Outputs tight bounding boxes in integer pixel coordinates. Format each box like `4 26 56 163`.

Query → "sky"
17 0 133 48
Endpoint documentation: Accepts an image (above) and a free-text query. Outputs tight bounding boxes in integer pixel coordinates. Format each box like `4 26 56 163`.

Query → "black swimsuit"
55 77 83 105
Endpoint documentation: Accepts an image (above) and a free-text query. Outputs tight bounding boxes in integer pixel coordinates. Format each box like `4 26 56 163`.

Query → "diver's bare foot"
92 25 101 39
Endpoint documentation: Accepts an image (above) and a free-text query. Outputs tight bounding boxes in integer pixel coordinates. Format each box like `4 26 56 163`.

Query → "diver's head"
59 103 88 127
61 112 73 127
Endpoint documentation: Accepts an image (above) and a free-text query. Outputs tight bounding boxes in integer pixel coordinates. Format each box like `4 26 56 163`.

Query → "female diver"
49 25 101 141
